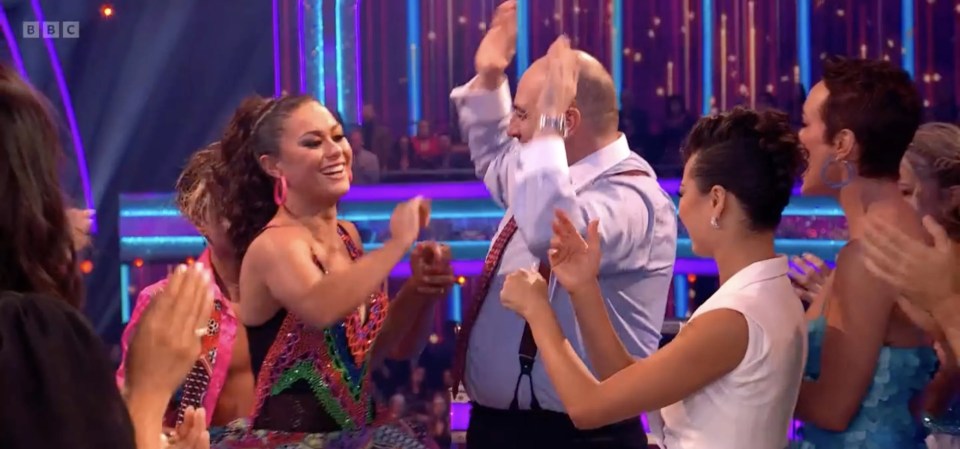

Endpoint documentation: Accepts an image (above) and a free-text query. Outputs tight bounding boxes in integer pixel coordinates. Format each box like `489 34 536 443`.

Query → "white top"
648 257 807 449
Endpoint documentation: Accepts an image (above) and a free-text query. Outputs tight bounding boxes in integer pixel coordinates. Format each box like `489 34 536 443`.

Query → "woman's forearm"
372 283 434 366
299 239 410 328
525 303 601 417
568 281 635 379
126 389 168 449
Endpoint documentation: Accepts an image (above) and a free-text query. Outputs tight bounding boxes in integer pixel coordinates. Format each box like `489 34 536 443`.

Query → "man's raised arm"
450 1 518 208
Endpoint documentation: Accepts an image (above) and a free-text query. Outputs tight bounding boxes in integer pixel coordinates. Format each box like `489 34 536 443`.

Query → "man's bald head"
570 51 619 134
509 50 619 143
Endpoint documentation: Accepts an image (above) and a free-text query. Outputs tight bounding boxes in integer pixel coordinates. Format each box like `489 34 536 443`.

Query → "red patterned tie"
450 216 519 397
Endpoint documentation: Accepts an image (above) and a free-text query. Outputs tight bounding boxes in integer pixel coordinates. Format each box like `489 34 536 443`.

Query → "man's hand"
474 0 517 90
409 242 455 299
537 36 579 118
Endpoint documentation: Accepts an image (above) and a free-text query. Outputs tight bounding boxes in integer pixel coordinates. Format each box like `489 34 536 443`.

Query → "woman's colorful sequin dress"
213 225 434 449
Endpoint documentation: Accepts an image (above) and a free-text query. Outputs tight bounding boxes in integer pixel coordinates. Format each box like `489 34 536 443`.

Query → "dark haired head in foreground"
679 106 807 258
0 64 83 307
0 63 136 448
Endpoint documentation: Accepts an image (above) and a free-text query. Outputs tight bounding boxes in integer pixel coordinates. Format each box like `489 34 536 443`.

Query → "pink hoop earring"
273 176 288 206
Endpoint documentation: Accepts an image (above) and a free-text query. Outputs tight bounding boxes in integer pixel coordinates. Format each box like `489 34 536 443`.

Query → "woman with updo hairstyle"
899 122 960 449
210 94 453 448
499 107 809 448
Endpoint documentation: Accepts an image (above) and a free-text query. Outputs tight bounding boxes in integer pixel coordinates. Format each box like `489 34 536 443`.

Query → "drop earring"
710 216 720 229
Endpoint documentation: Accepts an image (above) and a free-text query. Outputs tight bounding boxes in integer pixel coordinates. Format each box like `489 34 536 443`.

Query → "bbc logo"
22 21 79 39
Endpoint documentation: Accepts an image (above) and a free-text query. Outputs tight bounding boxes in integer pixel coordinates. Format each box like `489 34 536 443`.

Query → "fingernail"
177 264 187 273
203 271 211 283
194 262 205 272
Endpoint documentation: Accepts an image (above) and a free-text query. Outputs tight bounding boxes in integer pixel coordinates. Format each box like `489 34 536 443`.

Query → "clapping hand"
863 216 958 316
163 407 209 449
475 0 517 87
409 241 455 299
389 196 431 247
537 36 580 119
548 210 601 295
501 269 549 320
66 208 94 251
787 253 831 304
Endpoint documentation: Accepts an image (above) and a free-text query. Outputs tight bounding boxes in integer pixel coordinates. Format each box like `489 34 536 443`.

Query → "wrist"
568 280 601 301
125 387 168 424
384 237 414 255
475 71 505 91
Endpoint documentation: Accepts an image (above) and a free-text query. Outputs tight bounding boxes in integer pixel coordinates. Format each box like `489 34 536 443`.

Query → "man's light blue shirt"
450 79 678 412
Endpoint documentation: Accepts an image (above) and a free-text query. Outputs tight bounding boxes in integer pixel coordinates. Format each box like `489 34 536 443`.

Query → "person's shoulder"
865 198 927 240
247 225 313 260
0 291 90 333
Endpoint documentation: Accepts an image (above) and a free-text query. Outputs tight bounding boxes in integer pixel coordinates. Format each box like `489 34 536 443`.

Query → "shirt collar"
715 256 790 295
195 249 236 316
568 133 632 190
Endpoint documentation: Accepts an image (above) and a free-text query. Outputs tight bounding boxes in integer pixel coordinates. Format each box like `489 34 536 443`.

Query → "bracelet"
537 114 567 138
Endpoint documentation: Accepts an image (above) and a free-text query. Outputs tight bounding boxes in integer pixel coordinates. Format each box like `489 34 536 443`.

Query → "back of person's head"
682 107 808 232
175 143 220 230
0 64 82 306
0 291 135 449
905 122 960 240
820 57 922 180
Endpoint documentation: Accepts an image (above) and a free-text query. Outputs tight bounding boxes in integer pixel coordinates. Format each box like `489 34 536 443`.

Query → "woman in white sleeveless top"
500 107 808 448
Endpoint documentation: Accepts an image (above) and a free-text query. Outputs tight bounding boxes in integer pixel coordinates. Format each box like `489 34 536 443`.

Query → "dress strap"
336 223 364 261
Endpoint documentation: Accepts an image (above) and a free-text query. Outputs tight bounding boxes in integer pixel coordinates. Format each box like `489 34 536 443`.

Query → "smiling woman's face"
273 102 354 200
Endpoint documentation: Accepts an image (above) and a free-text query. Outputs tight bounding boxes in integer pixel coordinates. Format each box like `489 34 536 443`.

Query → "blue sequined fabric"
796 317 938 448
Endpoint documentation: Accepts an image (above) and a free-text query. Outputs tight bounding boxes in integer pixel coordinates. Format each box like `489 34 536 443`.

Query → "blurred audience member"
618 90 651 157
396 135 412 171
361 104 395 170
388 393 407 420
411 120 445 168
348 127 381 184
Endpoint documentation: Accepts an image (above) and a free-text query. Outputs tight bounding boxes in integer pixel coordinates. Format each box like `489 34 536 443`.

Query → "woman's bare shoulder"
245 225 314 262
866 199 928 239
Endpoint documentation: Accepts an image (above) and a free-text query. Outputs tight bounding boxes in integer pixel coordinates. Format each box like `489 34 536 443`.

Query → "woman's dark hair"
906 122 960 240
681 106 808 231
820 57 922 180
0 64 83 306
213 94 315 259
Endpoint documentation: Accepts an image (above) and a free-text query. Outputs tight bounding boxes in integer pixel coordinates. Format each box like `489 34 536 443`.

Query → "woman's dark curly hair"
212 94 315 260
681 106 809 232
0 64 83 307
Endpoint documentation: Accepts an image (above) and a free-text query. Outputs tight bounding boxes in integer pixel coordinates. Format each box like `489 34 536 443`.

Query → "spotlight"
428 333 439 344
80 260 93 274
100 4 114 18
133 258 144 268
457 276 466 285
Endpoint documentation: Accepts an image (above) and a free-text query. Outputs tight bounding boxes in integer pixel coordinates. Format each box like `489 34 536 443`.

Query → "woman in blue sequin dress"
899 123 960 449
790 58 938 448
208 95 453 448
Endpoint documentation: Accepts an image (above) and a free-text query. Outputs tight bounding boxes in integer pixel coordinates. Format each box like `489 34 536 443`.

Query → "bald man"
448 2 676 448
